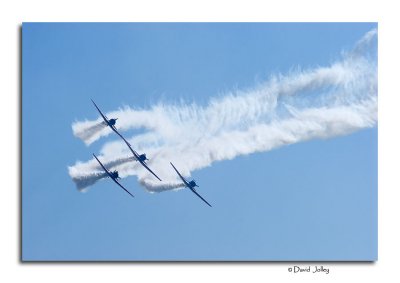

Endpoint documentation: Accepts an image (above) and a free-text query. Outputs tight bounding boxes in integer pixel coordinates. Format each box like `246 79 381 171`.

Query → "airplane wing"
91 99 109 124
170 162 212 207
188 187 212 207
110 176 135 198
170 162 190 187
93 154 134 198
137 158 162 181
110 125 125 139
93 154 113 178
119 131 133 148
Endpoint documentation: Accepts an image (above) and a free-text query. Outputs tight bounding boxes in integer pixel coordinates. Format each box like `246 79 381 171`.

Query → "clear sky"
22 23 377 261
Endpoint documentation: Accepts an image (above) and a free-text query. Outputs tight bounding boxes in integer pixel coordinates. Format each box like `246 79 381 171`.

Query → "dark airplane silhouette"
93 153 134 198
91 99 124 139
170 162 212 207
118 135 162 181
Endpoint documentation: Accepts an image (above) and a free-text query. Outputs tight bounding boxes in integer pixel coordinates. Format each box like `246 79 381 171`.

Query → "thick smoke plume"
69 29 377 193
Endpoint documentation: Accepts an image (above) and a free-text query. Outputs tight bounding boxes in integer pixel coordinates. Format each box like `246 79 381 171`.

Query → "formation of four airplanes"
89 99 212 207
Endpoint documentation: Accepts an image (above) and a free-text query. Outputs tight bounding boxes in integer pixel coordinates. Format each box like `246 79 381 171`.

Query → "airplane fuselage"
138 153 148 162
110 171 119 179
189 180 197 188
108 118 117 126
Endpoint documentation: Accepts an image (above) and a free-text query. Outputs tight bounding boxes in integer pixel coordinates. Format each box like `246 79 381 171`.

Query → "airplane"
119 135 162 181
91 99 124 138
92 153 135 198
170 162 212 207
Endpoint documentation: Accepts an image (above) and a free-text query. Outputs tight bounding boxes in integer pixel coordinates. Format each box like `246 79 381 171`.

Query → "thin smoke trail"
72 121 107 146
69 29 377 193
71 172 107 192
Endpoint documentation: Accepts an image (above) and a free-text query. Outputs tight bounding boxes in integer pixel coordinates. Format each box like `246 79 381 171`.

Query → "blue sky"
22 23 377 261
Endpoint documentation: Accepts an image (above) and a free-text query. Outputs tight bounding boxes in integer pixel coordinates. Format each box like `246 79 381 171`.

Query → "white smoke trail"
72 120 107 145
69 29 377 193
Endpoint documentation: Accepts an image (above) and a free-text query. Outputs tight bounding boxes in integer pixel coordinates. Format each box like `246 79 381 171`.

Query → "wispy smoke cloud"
69 29 377 193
